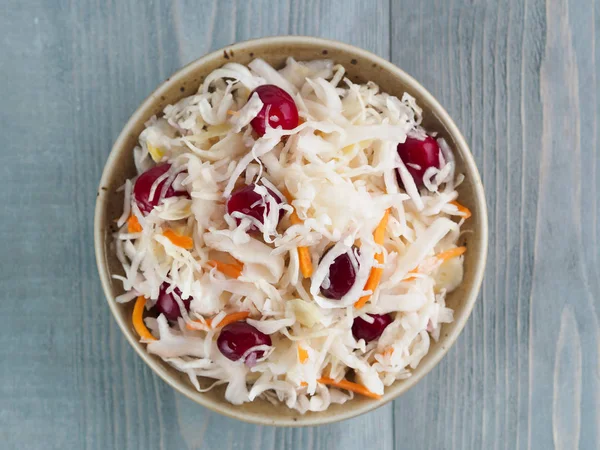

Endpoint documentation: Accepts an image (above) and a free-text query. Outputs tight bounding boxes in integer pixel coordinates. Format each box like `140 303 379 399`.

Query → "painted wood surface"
0 0 597 448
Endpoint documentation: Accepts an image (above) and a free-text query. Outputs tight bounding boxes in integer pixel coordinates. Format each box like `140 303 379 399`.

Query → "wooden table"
1 0 598 448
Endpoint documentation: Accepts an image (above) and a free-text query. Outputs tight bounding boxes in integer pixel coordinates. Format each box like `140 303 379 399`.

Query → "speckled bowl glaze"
94 36 488 426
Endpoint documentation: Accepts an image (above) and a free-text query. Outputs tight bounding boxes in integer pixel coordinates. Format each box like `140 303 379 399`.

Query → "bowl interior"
95 37 487 426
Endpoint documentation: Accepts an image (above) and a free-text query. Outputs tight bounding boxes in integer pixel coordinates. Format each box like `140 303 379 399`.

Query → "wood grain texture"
391 0 599 449
0 0 597 449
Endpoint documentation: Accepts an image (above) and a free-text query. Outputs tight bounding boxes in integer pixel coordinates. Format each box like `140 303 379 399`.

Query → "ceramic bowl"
94 36 488 426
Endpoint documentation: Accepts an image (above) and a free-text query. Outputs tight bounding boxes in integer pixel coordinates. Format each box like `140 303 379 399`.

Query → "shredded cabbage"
112 58 468 413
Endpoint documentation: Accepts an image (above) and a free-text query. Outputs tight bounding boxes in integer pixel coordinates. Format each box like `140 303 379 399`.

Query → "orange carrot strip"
402 268 419 282
230 257 244 270
450 200 472 219
354 252 384 309
300 381 308 387
374 347 394 360
317 377 382 400
163 229 194 250
133 296 156 341
185 321 209 331
283 190 313 278
282 190 303 225
372 209 390 243
185 311 250 331
298 345 309 364
207 311 250 328
435 246 467 262
382 347 394 357
226 109 240 116
355 209 390 309
208 260 243 278
296 247 313 279
403 246 467 281
289 209 303 226
127 215 142 233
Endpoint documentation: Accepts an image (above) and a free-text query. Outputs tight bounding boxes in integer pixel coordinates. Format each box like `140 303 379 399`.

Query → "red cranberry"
156 283 191 322
226 184 283 229
217 322 272 362
249 84 299 136
320 247 359 300
352 314 393 342
396 136 441 188
133 164 188 215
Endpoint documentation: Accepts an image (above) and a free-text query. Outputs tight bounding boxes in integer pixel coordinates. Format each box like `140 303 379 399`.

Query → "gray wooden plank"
0 0 393 449
535 0 599 447
390 0 600 449
1 2 87 449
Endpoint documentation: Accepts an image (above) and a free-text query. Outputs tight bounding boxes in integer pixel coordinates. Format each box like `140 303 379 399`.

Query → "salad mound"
112 57 471 413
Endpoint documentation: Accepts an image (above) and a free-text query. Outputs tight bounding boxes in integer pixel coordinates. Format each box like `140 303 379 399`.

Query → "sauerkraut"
112 57 470 412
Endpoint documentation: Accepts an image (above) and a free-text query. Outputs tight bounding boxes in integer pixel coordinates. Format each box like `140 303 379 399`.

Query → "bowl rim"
94 35 488 427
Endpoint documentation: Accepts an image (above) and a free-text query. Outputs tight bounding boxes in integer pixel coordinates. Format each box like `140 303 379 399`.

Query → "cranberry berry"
249 84 299 136
217 322 272 362
352 313 393 342
396 136 441 188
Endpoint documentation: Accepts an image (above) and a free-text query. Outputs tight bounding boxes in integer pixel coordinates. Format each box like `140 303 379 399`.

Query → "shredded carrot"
373 347 394 361
450 200 472 219
282 190 303 225
355 209 390 309
208 260 243 278
403 246 467 281
230 257 244 268
300 381 308 387
185 311 250 331
372 209 390 243
163 229 194 249
317 377 381 400
436 246 467 262
132 296 156 341
289 208 302 226
127 215 142 233
402 268 420 282
226 109 240 116
283 190 313 278
382 347 394 357
207 311 249 328
297 345 309 364
354 252 384 309
296 247 313 279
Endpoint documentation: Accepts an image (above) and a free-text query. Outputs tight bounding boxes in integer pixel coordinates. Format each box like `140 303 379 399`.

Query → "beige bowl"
94 36 488 426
